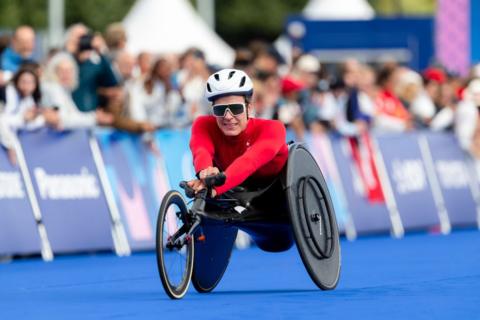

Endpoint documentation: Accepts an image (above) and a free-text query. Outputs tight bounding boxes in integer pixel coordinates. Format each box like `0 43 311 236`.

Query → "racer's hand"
186 179 217 197
198 166 220 180
187 179 206 193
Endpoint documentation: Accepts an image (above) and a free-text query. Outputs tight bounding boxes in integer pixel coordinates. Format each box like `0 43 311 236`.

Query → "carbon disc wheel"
156 190 194 299
285 144 341 290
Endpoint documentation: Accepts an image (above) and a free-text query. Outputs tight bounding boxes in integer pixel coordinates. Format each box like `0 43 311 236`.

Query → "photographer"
64 24 120 113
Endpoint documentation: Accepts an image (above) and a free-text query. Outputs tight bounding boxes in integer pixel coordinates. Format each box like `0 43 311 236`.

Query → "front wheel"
156 190 194 299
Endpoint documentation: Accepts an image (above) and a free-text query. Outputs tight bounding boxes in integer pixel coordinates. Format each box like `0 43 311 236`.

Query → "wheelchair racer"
187 69 288 197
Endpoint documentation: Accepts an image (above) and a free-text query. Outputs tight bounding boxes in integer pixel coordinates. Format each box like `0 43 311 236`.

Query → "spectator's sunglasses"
212 103 246 117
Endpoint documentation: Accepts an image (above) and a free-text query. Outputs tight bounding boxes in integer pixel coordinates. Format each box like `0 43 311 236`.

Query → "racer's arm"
216 120 286 195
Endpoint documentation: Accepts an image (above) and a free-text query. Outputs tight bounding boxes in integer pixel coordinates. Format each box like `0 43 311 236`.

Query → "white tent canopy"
123 0 234 67
303 0 375 20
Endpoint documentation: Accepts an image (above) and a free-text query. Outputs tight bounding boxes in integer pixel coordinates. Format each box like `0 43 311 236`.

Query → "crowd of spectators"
1 23 480 165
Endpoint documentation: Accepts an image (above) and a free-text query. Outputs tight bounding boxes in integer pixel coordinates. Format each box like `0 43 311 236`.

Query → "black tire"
156 190 194 299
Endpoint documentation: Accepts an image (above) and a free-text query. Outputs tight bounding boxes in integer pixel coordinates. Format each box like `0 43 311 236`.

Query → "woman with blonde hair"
41 51 113 130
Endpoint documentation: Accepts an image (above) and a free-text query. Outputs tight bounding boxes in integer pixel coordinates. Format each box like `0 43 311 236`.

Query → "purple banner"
96 130 171 250
375 133 441 231
436 0 470 76
304 133 350 234
0 148 41 255
424 132 478 227
329 135 392 234
154 130 195 189
19 129 113 253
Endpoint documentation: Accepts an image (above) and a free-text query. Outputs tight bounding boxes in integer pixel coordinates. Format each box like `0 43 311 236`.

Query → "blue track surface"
1 230 479 319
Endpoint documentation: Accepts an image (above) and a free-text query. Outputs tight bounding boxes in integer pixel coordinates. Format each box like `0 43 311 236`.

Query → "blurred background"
0 0 480 259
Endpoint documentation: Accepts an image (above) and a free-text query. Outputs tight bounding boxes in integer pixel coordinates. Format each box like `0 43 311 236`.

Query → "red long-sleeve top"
190 116 289 195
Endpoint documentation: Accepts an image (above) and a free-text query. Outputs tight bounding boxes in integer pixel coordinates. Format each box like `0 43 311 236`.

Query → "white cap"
295 54 321 73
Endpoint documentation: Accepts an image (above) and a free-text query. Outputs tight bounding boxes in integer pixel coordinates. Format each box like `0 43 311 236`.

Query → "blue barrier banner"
19 129 114 253
155 130 195 190
96 131 171 250
375 133 441 230
304 133 350 234
330 135 392 234
424 132 478 227
0 148 41 255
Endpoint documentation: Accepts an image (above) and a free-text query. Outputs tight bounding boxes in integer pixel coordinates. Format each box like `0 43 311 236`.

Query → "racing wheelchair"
155 143 341 299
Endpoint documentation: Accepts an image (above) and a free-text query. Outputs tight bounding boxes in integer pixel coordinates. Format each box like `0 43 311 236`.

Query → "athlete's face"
213 95 249 136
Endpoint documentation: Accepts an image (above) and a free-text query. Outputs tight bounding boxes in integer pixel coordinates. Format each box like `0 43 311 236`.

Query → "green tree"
0 0 437 48
65 0 135 32
367 0 436 16
214 0 308 46
0 0 48 29
0 0 135 33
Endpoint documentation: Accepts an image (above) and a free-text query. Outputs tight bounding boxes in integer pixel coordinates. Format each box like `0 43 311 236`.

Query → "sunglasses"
212 103 246 117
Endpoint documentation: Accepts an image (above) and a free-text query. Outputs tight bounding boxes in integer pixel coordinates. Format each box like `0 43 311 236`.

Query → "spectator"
341 59 371 135
104 22 127 59
356 64 378 119
233 47 254 74
134 51 153 81
253 73 281 120
0 67 43 164
109 50 155 133
275 76 305 137
1 26 36 80
409 67 446 127
64 23 120 113
41 52 113 130
372 65 412 132
113 50 136 85
293 54 320 90
430 79 457 131
302 78 336 133
128 56 184 129
455 79 480 157
175 48 210 122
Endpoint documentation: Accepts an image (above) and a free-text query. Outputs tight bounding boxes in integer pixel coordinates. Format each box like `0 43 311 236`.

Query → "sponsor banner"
424 132 478 227
19 128 113 253
375 133 441 230
330 135 392 234
0 148 41 255
155 129 195 192
304 133 350 234
96 130 170 250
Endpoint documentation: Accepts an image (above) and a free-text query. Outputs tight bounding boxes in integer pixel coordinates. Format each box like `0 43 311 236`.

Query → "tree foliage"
0 0 135 33
65 0 135 32
367 0 436 16
214 0 308 46
0 0 436 45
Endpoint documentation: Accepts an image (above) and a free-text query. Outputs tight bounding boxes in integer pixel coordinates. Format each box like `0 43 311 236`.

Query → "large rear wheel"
156 190 194 299
285 144 341 290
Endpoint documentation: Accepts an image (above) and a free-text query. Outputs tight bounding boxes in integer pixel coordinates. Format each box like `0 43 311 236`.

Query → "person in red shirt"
187 68 288 196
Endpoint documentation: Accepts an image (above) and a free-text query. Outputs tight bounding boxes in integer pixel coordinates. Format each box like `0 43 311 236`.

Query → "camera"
78 33 94 52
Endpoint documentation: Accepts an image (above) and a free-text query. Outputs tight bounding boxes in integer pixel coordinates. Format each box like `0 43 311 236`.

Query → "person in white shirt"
0 67 44 164
41 52 113 130
128 56 184 128
455 78 480 157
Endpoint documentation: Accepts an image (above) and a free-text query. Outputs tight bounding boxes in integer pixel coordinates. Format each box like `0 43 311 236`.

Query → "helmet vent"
228 71 236 79
206 83 211 92
239 76 246 87
214 73 220 81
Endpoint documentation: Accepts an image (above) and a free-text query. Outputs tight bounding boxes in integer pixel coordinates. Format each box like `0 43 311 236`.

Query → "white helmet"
205 68 253 102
